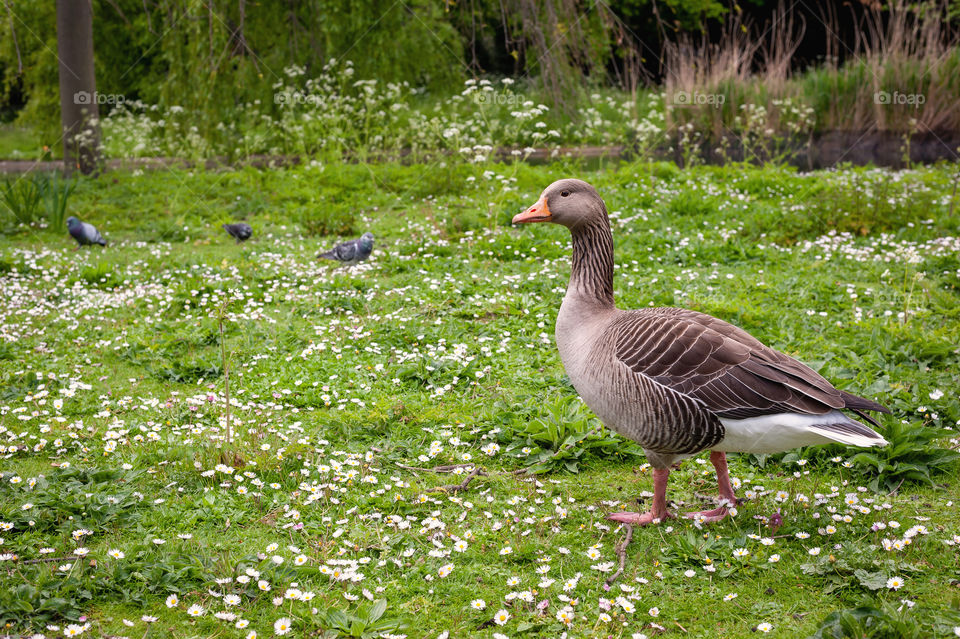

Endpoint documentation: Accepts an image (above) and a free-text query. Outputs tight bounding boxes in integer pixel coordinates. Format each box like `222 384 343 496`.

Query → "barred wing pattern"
614 307 888 422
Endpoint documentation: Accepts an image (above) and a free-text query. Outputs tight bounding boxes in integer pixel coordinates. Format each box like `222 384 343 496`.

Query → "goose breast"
556 297 724 463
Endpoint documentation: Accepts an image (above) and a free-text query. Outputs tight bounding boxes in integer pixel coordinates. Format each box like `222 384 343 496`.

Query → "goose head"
512 178 606 230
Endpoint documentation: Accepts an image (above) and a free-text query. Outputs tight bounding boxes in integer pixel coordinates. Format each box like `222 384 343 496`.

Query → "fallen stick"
396 463 477 473
605 523 634 587
396 460 538 495
434 466 487 494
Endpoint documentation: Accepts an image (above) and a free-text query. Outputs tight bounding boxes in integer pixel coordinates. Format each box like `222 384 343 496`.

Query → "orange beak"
512 197 552 224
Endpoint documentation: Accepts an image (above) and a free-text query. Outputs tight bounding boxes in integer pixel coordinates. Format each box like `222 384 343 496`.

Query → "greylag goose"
67 216 106 248
512 179 890 525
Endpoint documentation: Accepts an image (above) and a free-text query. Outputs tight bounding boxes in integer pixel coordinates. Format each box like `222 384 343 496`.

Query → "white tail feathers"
715 410 888 454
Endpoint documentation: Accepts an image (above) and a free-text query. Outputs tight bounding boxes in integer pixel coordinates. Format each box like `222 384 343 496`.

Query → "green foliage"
848 420 960 493
318 600 408 638
0 175 43 225
504 395 646 473
0 572 87 628
810 600 960 639
0 467 145 536
0 544 218 628
1 0 463 141
77 260 119 289
119 323 225 384
0 172 76 230
299 207 356 238
659 529 742 568
39 172 77 230
800 548 921 595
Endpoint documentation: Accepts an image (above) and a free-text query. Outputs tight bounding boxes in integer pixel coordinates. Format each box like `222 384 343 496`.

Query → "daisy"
757 622 773 632
274 617 293 635
470 599 486 610
187 604 204 617
887 576 904 590
166 594 179 608
493 609 510 625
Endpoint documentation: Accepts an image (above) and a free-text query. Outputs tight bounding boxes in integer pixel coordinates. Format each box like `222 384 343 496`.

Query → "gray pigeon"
66 216 106 248
223 222 253 243
318 232 374 265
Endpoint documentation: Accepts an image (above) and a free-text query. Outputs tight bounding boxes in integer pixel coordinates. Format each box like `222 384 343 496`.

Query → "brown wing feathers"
615 308 888 420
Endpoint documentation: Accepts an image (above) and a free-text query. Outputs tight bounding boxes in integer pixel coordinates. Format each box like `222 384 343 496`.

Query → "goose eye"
560 190 570 197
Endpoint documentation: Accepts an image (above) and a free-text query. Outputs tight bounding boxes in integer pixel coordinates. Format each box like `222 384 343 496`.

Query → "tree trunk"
56 0 101 176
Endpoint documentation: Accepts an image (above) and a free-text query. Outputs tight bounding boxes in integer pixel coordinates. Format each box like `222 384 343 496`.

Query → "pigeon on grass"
223 222 253 243
318 232 374 265
67 216 106 248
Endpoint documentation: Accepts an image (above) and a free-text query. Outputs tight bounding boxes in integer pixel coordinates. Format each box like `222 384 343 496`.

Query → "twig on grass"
395 460 540 495
605 523 634 587
434 466 487 494
396 463 478 473
887 477 906 496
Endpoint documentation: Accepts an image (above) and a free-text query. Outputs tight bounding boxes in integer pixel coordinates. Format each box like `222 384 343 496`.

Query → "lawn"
1 160 959 638
0 124 50 161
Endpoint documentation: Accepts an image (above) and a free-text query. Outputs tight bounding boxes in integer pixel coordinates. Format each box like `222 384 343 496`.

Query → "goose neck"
569 217 615 307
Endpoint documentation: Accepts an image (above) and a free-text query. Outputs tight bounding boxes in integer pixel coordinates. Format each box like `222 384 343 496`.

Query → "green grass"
0 123 52 160
0 159 959 638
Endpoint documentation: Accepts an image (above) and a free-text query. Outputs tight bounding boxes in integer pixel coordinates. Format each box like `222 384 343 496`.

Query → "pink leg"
685 451 737 523
607 468 675 525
